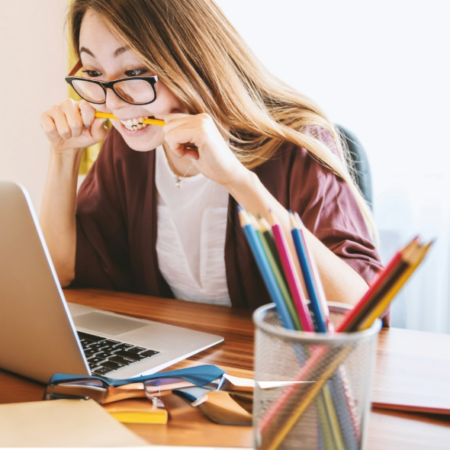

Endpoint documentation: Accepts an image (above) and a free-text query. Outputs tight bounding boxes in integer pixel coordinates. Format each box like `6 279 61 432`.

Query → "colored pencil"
266 212 315 333
290 214 327 333
267 212 347 450
261 346 352 450
358 242 432 331
291 214 359 448
259 216 285 278
336 237 420 332
293 213 331 329
259 239 432 450
95 111 165 127
237 206 294 330
251 212 339 447
249 214 301 330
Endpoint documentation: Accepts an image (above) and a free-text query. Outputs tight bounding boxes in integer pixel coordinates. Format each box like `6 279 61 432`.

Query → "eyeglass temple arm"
68 59 83 77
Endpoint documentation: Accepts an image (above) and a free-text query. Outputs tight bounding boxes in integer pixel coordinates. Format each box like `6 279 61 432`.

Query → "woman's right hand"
40 98 108 153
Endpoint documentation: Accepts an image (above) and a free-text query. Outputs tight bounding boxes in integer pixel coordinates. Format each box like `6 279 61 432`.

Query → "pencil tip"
294 212 304 227
289 213 297 229
267 209 276 226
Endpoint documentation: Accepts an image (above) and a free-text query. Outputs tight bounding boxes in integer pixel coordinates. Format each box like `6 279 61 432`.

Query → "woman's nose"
105 88 128 110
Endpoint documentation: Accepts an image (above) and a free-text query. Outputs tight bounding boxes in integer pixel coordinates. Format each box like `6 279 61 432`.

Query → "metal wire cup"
253 303 382 450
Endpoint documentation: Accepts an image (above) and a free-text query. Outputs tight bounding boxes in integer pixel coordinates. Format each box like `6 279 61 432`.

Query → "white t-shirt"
155 146 231 306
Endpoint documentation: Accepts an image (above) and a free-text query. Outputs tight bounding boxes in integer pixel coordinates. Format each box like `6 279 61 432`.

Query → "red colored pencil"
336 236 419 332
267 212 314 332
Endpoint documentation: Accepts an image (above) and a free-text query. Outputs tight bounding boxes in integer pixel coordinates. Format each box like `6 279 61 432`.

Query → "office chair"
335 124 373 209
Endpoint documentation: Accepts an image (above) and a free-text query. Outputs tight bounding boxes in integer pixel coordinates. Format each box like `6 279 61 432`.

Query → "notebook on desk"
0 181 223 384
371 328 450 415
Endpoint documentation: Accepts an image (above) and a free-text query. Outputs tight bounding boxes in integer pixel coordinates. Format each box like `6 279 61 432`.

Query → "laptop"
0 181 223 384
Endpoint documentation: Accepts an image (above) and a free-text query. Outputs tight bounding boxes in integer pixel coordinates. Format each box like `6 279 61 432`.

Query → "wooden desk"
1 289 449 449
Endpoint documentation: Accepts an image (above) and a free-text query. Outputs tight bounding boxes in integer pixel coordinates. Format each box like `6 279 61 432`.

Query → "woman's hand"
40 99 108 154
163 112 248 187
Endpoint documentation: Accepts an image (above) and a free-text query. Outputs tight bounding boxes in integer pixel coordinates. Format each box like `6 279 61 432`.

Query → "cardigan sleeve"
290 128 383 285
71 131 134 291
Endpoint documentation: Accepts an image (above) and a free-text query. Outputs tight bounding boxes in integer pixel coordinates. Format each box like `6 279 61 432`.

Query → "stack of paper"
0 399 148 447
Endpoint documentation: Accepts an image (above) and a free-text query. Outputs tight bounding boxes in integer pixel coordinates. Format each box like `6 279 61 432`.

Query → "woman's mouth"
119 116 154 132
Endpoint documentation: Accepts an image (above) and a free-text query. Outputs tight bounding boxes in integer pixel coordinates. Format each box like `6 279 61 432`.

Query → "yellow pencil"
95 111 165 126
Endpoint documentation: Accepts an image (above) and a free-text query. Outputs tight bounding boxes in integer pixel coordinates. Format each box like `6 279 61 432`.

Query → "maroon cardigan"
73 127 383 310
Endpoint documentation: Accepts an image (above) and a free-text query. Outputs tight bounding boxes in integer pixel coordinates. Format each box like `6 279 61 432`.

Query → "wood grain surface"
0 288 449 449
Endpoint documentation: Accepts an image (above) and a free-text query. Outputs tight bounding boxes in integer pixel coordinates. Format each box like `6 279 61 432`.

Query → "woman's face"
79 9 184 151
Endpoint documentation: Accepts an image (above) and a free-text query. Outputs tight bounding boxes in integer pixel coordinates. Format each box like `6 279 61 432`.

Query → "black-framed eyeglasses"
65 59 158 106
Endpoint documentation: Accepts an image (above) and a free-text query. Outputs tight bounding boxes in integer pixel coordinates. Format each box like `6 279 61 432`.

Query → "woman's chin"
115 120 163 152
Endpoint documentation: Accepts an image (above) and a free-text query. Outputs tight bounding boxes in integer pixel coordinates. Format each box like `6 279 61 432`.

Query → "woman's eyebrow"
80 46 95 57
78 46 128 58
113 47 129 57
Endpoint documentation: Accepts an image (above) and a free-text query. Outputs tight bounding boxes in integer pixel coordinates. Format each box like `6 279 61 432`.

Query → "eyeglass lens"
71 79 155 105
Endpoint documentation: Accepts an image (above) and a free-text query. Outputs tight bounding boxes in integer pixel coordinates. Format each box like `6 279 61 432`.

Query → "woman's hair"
68 0 376 239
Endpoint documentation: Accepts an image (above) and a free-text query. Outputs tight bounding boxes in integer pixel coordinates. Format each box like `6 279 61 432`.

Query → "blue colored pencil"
238 206 295 330
289 214 327 333
291 213 359 449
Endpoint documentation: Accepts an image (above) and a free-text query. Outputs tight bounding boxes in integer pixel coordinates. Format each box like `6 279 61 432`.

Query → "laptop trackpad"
73 312 147 336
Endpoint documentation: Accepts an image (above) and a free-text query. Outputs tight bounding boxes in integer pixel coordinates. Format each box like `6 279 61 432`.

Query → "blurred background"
0 0 449 333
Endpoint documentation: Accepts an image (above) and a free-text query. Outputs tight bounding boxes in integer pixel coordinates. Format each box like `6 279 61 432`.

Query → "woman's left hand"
163 112 248 187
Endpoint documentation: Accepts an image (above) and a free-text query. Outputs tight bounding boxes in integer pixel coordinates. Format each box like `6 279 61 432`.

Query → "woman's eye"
82 70 102 78
125 69 147 77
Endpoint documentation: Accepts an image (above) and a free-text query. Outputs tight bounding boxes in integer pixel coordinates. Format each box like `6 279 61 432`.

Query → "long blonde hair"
68 0 376 239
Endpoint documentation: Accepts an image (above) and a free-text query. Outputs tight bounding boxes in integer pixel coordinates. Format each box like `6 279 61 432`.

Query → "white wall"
215 0 450 333
0 0 67 212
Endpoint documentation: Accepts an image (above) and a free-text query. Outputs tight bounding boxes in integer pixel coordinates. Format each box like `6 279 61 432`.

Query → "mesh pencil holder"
253 303 381 450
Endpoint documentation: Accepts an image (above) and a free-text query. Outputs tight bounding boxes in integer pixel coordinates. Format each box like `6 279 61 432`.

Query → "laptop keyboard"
78 331 160 376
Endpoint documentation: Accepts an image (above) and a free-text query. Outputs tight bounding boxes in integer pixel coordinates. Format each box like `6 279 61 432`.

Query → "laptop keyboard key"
78 332 106 343
92 366 112 375
88 343 108 352
140 350 160 358
94 351 114 360
102 360 125 371
126 346 147 355
103 339 121 347
84 349 96 358
112 343 134 352
87 357 107 366
108 355 136 366
113 350 146 361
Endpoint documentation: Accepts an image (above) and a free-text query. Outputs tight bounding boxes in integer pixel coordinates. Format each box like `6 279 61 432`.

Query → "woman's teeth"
120 116 151 131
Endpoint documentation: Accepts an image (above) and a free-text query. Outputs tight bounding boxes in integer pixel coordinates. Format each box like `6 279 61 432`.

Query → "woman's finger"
180 148 199 160
78 100 97 128
40 112 59 140
163 113 192 131
61 100 84 138
90 117 109 142
51 106 73 140
165 125 200 155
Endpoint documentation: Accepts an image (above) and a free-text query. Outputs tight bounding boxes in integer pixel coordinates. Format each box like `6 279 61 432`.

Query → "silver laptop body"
0 181 223 384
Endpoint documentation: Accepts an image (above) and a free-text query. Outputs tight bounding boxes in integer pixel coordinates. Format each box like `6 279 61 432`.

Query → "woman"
39 0 382 310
